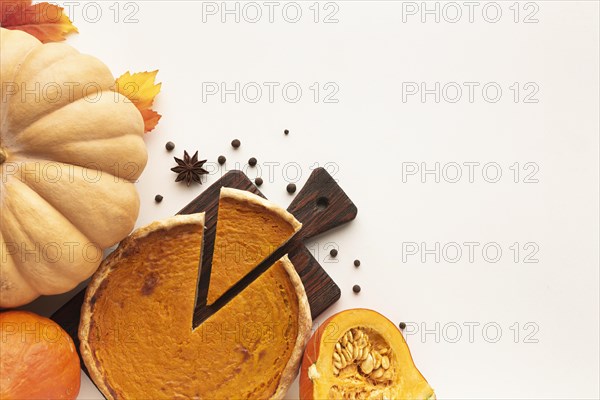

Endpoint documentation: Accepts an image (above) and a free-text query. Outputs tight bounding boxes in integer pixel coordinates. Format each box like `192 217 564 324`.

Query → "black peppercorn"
286 183 296 194
218 155 226 165
248 157 257 167
352 285 361 293
155 194 163 203
330 249 338 258
165 141 175 151
231 139 241 148
255 177 264 186
354 259 361 267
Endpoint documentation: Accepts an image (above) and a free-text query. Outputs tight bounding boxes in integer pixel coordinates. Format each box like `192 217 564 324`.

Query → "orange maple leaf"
139 109 162 134
116 71 162 133
0 1 78 43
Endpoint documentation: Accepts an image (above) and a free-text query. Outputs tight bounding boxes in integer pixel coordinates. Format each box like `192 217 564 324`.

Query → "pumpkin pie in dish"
80 194 311 399
207 187 302 304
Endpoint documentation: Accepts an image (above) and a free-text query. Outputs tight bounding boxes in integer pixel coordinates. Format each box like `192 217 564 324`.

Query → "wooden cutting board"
51 167 357 365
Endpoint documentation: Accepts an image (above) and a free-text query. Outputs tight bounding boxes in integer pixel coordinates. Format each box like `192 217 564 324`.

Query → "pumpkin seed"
372 368 384 379
340 355 347 368
360 354 374 374
362 345 371 360
344 349 353 362
373 352 382 370
381 355 390 370
347 342 354 355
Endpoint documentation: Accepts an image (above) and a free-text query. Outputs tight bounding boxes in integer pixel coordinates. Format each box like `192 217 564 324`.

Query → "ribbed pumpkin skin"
0 28 147 307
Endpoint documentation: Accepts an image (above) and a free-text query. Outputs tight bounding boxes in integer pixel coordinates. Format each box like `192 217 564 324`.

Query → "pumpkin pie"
207 188 302 304
79 192 311 399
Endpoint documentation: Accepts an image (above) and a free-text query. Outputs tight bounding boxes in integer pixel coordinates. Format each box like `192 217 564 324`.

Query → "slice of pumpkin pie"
207 187 302 304
79 195 311 399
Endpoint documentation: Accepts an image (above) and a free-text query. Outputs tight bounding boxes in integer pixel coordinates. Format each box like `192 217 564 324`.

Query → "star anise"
171 150 208 186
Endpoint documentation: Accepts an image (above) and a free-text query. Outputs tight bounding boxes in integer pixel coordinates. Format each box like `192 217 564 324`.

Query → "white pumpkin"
0 28 147 307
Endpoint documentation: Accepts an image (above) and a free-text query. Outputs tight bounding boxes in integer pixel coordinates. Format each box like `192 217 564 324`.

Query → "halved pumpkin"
300 309 435 400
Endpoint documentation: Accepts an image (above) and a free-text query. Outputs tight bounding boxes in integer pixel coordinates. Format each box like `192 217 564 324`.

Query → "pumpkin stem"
0 147 6 165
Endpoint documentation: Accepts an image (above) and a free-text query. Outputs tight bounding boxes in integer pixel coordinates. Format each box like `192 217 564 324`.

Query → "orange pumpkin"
0 311 80 399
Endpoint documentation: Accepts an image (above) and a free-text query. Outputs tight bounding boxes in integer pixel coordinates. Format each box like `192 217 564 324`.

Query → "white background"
21 1 599 399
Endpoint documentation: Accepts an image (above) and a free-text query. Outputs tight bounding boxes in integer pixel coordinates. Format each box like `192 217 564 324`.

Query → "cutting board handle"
287 167 358 241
